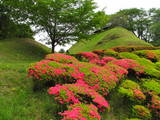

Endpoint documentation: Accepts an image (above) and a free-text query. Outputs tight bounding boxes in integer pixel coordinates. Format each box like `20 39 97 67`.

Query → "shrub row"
28 52 144 120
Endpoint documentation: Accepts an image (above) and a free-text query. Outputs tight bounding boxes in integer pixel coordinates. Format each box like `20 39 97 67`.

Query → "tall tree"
150 8 160 46
5 0 108 53
109 8 151 42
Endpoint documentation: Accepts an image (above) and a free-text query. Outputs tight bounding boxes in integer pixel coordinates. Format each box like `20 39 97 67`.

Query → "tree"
149 8 160 46
5 0 108 53
109 8 151 42
0 0 34 39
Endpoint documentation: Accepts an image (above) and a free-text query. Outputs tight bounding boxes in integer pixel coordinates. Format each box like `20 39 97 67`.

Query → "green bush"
118 80 146 102
134 50 158 62
142 79 160 95
155 62 160 70
132 105 151 120
126 118 142 120
112 46 160 53
118 52 140 60
93 49 119 58
119 52 160 78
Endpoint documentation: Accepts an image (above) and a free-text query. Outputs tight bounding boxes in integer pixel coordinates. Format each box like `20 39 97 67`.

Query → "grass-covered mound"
0 38 50 61
69 27 152 54
0 38 57 120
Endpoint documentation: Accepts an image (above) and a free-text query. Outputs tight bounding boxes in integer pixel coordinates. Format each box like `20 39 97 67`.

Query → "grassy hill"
0 38 60 120
69 27 152 54
0 38 50 62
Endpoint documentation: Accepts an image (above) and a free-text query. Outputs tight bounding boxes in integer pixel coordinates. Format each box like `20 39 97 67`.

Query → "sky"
94 0 160 14
34 0 160 52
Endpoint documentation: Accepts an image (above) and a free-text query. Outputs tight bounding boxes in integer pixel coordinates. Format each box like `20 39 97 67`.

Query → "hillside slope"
0 38 57 120
69 27 152 54
0 38 50 62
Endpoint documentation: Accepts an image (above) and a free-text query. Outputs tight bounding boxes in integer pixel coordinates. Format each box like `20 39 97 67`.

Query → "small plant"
118 80 146 102
132 105 151 120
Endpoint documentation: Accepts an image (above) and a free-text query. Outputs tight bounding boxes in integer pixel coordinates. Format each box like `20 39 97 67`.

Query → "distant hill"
69 27 152 54
0 38 50 61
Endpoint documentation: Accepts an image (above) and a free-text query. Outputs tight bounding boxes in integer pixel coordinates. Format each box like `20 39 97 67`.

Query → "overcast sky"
94 0 160 14
34 0 160 52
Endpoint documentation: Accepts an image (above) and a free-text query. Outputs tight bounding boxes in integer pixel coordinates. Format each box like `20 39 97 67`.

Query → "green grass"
0 38 62 120
69 27 152 54
0 38 50 62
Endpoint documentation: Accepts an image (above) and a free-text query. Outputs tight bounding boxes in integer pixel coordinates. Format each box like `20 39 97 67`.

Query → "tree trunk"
52 45 55 53
51 40 56 53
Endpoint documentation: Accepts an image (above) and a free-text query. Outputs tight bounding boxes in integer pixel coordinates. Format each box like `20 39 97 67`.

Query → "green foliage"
155 62 160 70
126 118 142 120
134 50 160 62
5 0 108 52
119 52 160 78
118 80 146 102
150 8 160 46
112 46 160 53
119 52 140 59
142 79 160 95
69 27 151 54
132 105 151 120
108 8 151 42
0 2 34 39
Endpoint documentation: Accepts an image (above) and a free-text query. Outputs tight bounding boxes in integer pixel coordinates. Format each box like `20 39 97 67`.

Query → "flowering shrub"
119 52 160 78
89 59 106 66
28 59 129 95
132 105 151 120
48 83 109 111
77 52 99 61
118 80 146 102
112 46 160 52
59 103 101 120
149 95 160 117
28 52 147 119
45 53 78 64
102 57 117 63
134 50 158 62
110 59 144 74
93 49 118 58
89 57 117 66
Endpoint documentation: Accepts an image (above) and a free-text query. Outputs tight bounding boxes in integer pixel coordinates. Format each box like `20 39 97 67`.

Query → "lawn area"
0 38 60 120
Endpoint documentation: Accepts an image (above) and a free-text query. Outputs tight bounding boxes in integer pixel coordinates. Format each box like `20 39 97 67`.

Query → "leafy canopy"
4 0 108 52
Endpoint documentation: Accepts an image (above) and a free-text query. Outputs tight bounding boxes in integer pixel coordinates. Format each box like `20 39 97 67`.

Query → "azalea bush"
134 50 158 62
93 49 118 57
28 52 146 119
149 95 160 118
110 59 144 75
45 53 79 64
48 83 110 111
132 105 151 120
59 103 101 120
118 80 146 103
112 46 160 52
28 54 130 95
77 52 99 61
119 52 160 78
